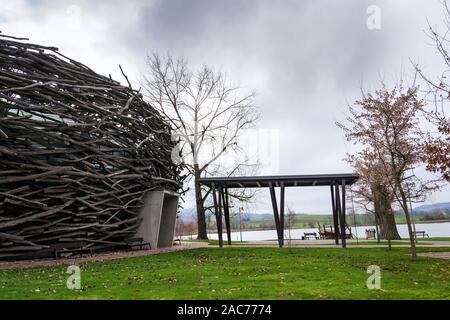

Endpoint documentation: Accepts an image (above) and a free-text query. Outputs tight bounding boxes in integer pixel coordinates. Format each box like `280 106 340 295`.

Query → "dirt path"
0 242 208 270
231 239 450 248
418 252 450 260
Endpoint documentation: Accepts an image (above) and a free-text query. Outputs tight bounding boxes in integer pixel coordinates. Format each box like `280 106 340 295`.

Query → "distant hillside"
179 208 197 220
410 202 450 221
178 209 274 222
179 202 450 223
245 213 273 221
413 202 450 214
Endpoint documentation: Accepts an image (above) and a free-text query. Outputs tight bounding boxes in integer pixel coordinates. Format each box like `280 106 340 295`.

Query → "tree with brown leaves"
415 1 450 182
338 83 438 260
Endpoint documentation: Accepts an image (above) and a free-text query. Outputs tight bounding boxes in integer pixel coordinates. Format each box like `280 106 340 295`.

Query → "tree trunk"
372 184 401 240
373 214 381 243
396 179 417 260
376 210 401 240
194 165 208 240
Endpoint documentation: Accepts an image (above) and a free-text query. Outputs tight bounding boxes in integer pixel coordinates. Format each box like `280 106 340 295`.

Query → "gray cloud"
1 0 449 212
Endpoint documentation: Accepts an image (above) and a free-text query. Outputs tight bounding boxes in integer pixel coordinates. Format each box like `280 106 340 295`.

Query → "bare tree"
338 82 439 260
142 54 260 239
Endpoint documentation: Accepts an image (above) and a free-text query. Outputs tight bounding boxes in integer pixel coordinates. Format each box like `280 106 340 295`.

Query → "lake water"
187 222 450 241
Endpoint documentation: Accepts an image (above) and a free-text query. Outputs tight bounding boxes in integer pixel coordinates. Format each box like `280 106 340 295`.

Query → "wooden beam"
212 184 223 248
340 179 347 248
222 187 232 245
335 182 345 248
330 185 339 245
280 184 285 247
269 183 283 248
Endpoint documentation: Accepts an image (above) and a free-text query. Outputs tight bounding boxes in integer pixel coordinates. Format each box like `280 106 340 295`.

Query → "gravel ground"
0 242 208 270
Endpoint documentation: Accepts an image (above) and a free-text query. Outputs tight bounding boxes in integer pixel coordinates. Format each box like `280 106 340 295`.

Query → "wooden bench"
413 231 429 238
302 232 320 240
51 242 92 259
122 237 151 250
365 228 376 240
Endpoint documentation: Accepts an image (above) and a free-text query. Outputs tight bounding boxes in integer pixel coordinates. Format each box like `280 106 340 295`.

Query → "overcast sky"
1 0 449 214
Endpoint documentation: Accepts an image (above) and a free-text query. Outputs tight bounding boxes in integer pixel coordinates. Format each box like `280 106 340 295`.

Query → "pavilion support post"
330 185 339 245
269 183 283 248
212 184 223 248
222 187 232 246
339 180 347 248
280 184 285 245
335 182 345 248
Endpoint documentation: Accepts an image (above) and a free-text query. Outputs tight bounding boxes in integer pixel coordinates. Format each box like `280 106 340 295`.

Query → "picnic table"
412 231 429 238
365 228 377 240
302 232 320 240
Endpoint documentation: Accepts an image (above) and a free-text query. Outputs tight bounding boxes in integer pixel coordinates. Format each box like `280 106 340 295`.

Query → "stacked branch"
0 32 184 260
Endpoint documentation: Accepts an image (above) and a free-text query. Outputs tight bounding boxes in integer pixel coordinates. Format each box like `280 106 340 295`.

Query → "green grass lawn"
187 238 450 246
0 247 449 300
413 237 450 241
346 240 413 245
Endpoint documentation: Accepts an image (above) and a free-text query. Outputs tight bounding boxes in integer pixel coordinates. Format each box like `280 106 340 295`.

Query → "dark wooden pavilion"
199 173 359 248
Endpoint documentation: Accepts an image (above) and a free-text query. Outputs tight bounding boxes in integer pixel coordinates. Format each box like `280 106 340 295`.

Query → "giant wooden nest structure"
0 32 184 260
